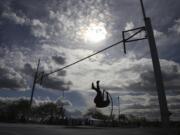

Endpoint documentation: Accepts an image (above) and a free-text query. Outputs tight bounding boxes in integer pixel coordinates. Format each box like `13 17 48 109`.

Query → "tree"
85 108 109 120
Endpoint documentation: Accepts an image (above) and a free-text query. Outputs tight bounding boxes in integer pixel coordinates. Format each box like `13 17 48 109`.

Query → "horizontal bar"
123 26 145 33
124 28 145 42
125 37 147 43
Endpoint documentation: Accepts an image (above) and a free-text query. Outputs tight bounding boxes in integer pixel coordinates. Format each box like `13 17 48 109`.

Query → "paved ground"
0 123 179 135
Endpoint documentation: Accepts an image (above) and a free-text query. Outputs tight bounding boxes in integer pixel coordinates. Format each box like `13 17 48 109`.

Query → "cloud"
122 59 180 93
2 10 29 25
1 0 113 46
45 0 113 44
57 70 66 76
22 62 72 91
153 30 164 38
64 90 91 108
41 77 72 91
22 63 35 77
0 0 180 121
52 55 66 65
0 96 29 102
0 65 27 90
125 22 134 31
111 93 180 120
0 96 53 106
66 52 180 93
56 97 72 106
2 7 49 39
169 18 180 34
31 19 49 39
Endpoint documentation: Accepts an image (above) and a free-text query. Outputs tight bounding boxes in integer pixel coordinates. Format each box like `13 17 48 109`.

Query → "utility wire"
43 29 143 77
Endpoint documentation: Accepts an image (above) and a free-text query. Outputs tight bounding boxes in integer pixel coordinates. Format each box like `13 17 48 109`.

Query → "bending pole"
107 92 113 120
140 0 170 127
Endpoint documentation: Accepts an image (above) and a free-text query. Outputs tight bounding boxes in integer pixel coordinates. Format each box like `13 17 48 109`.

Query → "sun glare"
83 23 107 43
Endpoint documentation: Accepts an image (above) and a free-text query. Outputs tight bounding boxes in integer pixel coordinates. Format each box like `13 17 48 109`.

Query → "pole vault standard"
29 0 170 127
141 0 170 127
122 0 170 127
29 59 40 107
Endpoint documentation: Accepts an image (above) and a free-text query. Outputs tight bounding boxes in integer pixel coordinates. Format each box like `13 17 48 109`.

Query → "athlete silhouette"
92 81 110 108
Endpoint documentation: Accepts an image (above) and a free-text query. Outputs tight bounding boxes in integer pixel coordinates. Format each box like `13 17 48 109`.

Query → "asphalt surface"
0 123 179 135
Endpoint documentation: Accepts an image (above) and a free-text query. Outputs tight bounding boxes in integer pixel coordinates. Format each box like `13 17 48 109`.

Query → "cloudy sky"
0 0 180 120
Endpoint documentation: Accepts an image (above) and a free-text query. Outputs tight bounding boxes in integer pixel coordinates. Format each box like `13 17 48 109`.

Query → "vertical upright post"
30 59 40 107
117 96 120 123
140 0 169 127
122 31 126 54
140 0 146 20
62 90 65 119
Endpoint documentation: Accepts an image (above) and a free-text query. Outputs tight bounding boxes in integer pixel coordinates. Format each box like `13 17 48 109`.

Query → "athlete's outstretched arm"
96 80 100 90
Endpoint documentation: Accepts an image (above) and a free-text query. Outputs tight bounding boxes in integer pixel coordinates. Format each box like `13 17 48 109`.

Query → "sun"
83 22 107 43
